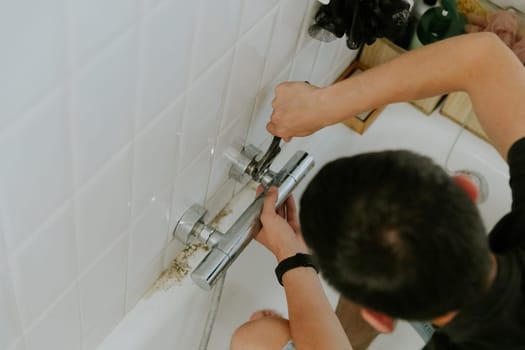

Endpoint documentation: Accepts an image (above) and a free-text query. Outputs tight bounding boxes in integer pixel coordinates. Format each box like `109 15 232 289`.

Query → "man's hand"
267 82 331 141
255 186 309 262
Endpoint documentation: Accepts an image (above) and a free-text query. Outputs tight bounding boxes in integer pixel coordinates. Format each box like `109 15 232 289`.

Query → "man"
230 32 525 349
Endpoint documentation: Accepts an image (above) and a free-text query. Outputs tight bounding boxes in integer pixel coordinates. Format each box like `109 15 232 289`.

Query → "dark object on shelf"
399 0 439 48
410 0 467 48
309 0 412 50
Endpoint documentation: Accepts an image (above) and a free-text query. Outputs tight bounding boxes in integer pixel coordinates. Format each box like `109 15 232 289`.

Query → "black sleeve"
489 137 525 253
507 137 525 211
423 332 457 350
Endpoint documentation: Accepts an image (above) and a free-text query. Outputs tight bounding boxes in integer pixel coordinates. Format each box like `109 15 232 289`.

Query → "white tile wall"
71 29 138 185
0 266 22 350
11 204 77 328
0 89 72 253
190 0 242 80
68 0 141 68
132 96 183 217
181 50 234 168
138 0 200 129
0 0 358 348
24 285 81 350
75 147 133 272
222 9 277 128
80 236 128 349
0 0 66 129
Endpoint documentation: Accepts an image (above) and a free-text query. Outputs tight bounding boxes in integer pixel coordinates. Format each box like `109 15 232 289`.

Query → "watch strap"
275 253 319 286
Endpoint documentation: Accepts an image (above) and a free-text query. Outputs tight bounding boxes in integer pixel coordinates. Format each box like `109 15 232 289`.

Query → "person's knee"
230 317 291 350
230 321 254 350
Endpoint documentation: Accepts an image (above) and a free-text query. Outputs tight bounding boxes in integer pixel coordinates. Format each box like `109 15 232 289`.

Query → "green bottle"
410 0 466 49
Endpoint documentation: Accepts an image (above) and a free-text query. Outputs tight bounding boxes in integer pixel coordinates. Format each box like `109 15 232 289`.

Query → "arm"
256 188 352 350
268 32 525 159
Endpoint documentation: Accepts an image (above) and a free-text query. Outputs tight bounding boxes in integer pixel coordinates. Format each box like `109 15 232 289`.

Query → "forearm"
319 32 525 158
282 268 352 350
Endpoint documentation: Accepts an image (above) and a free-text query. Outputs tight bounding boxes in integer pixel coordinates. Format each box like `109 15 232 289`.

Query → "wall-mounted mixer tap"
172 138 315 290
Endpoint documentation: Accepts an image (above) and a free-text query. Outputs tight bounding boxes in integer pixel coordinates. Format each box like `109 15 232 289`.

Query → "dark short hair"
299 150 491 320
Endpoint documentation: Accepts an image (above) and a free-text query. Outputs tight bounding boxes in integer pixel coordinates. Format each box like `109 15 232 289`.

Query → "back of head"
300 150 491 320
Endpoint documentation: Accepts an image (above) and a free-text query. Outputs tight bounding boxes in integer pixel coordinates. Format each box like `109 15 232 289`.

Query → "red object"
453 175 479 203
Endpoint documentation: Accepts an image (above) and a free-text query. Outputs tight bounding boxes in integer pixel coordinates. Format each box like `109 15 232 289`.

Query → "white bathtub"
99 102 511 350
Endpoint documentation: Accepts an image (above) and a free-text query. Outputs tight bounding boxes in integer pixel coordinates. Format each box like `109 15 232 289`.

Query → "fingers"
266 121 293 142
266 121 277 135
276 203 286 219
256 184 265 197
285 196 301 233
261 187 279 220
285 195 297 219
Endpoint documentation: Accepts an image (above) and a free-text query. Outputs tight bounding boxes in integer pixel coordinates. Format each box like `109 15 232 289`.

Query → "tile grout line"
122 0 149 314
202 0 248 204
241 3 282 164
62 0 86 347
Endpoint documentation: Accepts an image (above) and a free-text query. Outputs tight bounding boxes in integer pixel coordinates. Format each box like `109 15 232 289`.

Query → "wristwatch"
275 253 319 286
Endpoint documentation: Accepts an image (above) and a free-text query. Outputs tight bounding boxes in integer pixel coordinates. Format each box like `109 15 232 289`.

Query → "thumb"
261 187 278 220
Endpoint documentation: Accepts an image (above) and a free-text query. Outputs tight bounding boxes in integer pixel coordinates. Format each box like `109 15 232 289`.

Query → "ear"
359 308 395 334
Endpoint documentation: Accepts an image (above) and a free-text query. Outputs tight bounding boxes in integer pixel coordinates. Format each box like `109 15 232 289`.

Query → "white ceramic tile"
293 0 319 52
68 0 141 67
25 285 81 350
125 253 163 312
128 188 171 284
80 236 127 350
0 225 7 267
239 0 279 35
171 147 213 229
310 40 341 86
8 340 25 350
222 11 277 129
191 0 242 79
144 0 168 12
332 39 359 74
208 115 251 197
180 50 234 169
0 0 66 129
138 0 200 129
260 0 308 86
289 39 320 82
446 129 512 231
0 89 72 253
205 179 236 221
71 30 137 185
11 204 77 328
132 96 184 217
325 42 358 85
0 266 22 350
247 63 292 147
76 147 133 272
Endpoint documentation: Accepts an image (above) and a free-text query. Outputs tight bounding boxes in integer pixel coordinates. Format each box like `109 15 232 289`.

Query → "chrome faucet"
173 137 315 290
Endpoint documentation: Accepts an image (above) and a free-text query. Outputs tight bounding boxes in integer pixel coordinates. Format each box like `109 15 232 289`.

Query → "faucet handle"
173 204 208 244
229 144 261 183
229 137 282 183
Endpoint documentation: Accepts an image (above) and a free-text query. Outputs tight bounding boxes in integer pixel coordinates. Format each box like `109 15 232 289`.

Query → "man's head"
299 150 491 321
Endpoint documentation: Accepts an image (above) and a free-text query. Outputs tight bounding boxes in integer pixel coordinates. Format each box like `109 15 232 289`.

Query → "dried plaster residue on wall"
146 199 239 296
146 242 209 296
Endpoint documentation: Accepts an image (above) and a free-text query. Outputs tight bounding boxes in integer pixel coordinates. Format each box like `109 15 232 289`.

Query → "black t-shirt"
424 137 525 349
